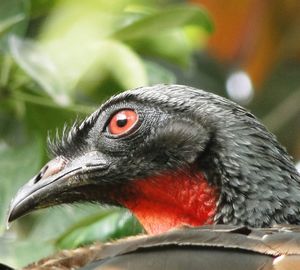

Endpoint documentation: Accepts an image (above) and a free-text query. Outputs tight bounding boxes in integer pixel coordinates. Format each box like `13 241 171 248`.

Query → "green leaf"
76 40 148 91
55 208 142 249
145 61 176 84
112 5 213 41
132 29 192 66
0 137 43 232
0 14 25 37
9 35 70 106
100 40 148 89
0 0 29 48
29 0 57 19
0 237 55 268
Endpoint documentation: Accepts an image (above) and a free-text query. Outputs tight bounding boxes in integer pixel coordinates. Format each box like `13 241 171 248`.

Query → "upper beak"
7 152 109 225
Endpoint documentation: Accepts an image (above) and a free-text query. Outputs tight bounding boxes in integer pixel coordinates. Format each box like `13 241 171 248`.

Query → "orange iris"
108 109 138 136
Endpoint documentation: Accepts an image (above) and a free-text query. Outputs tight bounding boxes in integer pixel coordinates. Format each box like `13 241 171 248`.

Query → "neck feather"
119 171 218 234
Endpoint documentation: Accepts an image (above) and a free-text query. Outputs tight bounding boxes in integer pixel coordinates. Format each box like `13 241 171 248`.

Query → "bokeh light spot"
296 161 300 173
226 71 254 105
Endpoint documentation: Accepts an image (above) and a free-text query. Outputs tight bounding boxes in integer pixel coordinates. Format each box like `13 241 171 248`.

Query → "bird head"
7 85 300 234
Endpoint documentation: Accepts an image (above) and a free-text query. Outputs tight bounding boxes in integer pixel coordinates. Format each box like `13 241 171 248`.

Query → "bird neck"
197 118 300 227
119 171 219 235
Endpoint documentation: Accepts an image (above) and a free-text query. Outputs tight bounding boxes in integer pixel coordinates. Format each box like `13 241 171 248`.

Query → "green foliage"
0 14 25 37
0 0 29 43
112 5 213 40
9 35 70 105
0 137 42 230
55 209 142 249
0 0 212 267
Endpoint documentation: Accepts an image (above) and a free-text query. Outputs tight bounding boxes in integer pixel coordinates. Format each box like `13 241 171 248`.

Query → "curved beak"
7 152 109 225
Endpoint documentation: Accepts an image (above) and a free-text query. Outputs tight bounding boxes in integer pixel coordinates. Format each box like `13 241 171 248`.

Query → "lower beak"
7 152 109 224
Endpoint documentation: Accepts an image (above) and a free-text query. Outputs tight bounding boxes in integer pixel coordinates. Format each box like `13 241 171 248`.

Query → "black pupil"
116 114 128 127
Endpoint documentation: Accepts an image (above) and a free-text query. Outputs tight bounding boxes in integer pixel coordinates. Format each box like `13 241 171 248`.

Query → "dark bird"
7 84 300 269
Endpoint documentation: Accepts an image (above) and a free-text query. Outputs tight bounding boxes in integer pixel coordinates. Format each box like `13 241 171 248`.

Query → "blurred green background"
0 0 299 268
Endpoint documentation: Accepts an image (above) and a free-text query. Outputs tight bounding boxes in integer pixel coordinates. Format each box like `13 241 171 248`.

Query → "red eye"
108 109 138 136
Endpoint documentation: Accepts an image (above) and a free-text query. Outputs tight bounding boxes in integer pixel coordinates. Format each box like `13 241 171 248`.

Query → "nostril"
33 165 49 184
32 156 68 184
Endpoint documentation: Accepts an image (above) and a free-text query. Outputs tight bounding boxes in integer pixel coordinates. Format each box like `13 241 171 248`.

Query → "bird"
17 225 300 270
7 84 300 269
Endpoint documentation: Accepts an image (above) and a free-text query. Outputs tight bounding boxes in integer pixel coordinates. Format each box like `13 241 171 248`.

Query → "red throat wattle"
119 171 219 235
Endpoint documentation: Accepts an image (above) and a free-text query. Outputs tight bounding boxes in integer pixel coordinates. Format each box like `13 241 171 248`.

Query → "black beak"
7 151 109 224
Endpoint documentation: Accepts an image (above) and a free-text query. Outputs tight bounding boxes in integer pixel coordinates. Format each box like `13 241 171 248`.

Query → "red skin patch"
119 171 218 235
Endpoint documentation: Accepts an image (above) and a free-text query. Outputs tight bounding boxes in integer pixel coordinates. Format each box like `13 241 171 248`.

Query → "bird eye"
108 109 138 136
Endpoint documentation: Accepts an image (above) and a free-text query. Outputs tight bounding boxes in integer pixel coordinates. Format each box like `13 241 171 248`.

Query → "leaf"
101 40 148 89
77 40 148 91
145 61 176 84
0 137 43 232
29 0 56 19
0 238 54 268
131 29 193 66
111 5 213 41
9 35 70 106
55 208 142 249
0 0 29 49
0 14 25 37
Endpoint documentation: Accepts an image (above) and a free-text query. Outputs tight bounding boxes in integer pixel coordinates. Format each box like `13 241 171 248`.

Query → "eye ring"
107 109 139 137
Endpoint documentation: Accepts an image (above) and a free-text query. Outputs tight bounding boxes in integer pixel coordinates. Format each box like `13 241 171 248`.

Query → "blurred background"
0 0 299 267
